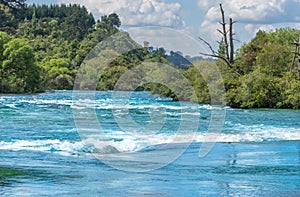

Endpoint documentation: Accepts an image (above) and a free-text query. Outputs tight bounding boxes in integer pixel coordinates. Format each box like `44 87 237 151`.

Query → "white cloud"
198 0 300 48
197 0 218 9
198 0 300 24
58 0 185 28
244 24 254 34
245 24 276 36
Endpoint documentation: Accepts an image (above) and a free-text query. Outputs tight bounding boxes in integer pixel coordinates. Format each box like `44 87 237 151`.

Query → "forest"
0 0 299 109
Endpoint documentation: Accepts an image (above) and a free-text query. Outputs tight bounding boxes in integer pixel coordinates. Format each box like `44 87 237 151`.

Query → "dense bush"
0 1 299 108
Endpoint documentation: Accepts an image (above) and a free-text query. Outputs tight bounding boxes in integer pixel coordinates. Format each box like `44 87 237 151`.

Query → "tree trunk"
298 33 300 77
229 18 234 64
220 4 229 62
199 3 238 74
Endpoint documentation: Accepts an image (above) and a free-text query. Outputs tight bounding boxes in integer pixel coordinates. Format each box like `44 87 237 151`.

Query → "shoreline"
1 89 300 110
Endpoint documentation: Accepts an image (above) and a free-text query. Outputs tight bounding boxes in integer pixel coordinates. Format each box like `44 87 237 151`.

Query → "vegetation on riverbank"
0 1 299 109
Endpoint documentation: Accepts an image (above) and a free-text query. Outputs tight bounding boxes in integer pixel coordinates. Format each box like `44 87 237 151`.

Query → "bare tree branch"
290 31 300 77
199 52 241 76
198 36 217 55
199 52 230 65
298 33 300 77
229 18 234 64
290 45 297 72
198 3 239 75
220 3 230 62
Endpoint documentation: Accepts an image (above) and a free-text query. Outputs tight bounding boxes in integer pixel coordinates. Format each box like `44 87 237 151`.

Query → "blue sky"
28 0 300 53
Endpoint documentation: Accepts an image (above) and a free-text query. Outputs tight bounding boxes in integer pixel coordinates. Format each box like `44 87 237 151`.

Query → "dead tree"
298 33 300 77
298 35 300 77
229 18 235 64
199 4 236 70
219 4 230 62
291 31 300 77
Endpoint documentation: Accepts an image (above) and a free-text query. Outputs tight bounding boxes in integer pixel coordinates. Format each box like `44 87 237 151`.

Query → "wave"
0 137 152 156
2 95 215 113
20 99 73 106
0 127 299 157
194 128 300 143
0 140 84 156
72 102 198 111
2 104 18 109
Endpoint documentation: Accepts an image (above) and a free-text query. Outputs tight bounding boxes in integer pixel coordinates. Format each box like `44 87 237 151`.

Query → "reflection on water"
226 143 237 166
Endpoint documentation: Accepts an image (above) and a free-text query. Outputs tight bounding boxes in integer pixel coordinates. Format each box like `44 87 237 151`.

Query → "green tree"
1 38 41 93
227 28 299 109
100 13 121 28
280 72 300 109
107 13 121 27
42 58 73 89
0 31 11 60
234 30 269 75
256 42 291 77
0 0 26 32
226 69 281 108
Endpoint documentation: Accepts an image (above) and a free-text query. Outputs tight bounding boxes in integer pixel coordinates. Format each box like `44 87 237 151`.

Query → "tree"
42 58 73 89
199 4 236 71
281 73 300 108
108 13 121 27
291 30 300 77
235 28 298 75
0 0 26 10
61 4 95 41
0 31 11 61
1 38 41 92
232 70 282 108
101 13 121 27
0 0 26 29
227 28 300 109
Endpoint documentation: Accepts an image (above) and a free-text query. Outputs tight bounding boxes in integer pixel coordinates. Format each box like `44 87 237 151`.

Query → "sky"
27 0 300 56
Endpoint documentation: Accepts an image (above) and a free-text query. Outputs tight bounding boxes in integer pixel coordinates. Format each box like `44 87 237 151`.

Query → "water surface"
0 91 299 196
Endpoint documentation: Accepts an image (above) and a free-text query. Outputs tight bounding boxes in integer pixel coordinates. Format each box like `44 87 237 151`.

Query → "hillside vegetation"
0 1 299 109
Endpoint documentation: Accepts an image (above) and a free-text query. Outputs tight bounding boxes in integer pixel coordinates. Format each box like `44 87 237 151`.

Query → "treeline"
153 28 300 109
1 1 299 109
0 0 175 93
227 28 300 109
78 28 300 109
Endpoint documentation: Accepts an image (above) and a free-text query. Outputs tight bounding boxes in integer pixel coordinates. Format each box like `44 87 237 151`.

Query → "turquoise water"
0 91 299 196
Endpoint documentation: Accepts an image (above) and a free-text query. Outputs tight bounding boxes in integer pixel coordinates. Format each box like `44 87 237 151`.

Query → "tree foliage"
152 28 300 109
0 1 122 93
227 28 300 109
0 1 299 109
0 37 41 92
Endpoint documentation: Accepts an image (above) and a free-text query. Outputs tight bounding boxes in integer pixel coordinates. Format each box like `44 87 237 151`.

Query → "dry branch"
198 3 238 74
198 37 217 55
229 18 234 64
220 4 229 62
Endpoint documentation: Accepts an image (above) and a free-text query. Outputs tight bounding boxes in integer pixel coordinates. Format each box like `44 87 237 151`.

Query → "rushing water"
0 91 299 196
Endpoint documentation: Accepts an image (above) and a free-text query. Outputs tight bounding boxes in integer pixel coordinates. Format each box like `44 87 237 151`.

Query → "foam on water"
1 91 299 195
1 93 214 113
0 140 83 156
20 99 73 107
1 91 299 157
1 127 299 157
194 128 300 143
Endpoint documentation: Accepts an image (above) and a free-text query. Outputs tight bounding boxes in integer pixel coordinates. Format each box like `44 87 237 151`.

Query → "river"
0 91 299 196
